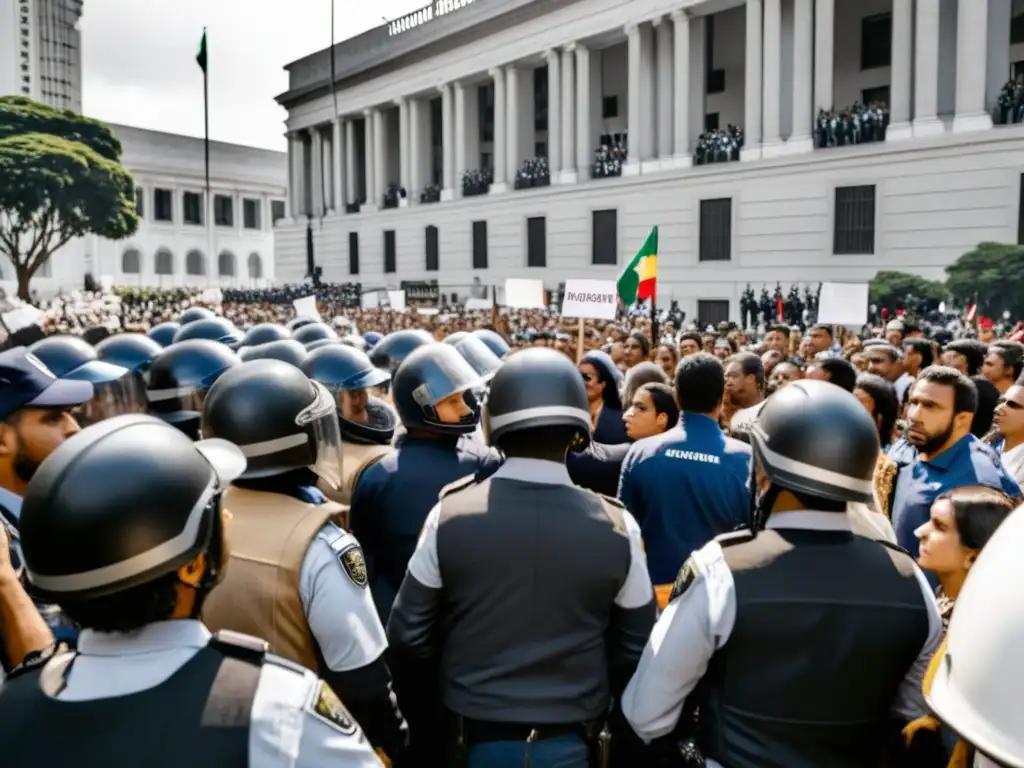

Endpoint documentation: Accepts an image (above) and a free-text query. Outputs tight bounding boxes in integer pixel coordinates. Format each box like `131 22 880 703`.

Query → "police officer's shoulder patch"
337 544 368 588
668 556 701 603
439 473 477 500
714 528 756 549
306 680 357 735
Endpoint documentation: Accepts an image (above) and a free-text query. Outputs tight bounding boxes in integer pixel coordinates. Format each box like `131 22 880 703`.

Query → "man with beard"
890 366 1020 559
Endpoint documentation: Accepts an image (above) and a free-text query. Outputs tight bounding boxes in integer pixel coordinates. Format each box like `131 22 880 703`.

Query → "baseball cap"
0 347 95 421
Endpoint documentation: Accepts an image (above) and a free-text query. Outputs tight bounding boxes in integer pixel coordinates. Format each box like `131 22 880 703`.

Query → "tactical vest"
319 442 392 506
0 631 265 767
203 486 345 672
434 476 632 723
697 529 930 768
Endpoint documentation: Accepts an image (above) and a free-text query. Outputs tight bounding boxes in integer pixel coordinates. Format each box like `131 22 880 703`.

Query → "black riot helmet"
95 333 164 373
179 306 216 325
450 334 502 382
20 414 246 604
302 345 396 444
172 317 243 346
29 336 100 378
472 328 511 359
239 339 308 367
306 337 342 352
292 322 339 348
444 331 471 345
202 360 343 489
369 329 434 375
392 343 482 435
287 316 318 332
363 331 383 349
145 339 241 436
239 322 290 348
484 347 590 448
341 334 367 352
749 379 879 518
147 322 180 348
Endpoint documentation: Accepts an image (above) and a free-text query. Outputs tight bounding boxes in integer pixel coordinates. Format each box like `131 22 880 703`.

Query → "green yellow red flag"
616 226 658 307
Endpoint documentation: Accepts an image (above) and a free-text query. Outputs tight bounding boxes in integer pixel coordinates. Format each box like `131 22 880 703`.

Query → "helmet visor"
73 374 149 427
453 337 502 382
411 353 484 410
296 381 344 491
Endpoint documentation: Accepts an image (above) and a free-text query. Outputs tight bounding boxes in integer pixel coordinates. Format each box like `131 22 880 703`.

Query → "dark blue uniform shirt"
617 413 751 586
351 433 502 622
891 433 1020 557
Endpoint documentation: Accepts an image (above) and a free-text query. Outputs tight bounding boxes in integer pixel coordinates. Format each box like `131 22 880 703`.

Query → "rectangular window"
243 198 261 230
472 220 488 269
699 198 732 262
214 194 234 227
154 188 173 222
183 191 203 225
348 232 359 275
861 13 892 70
592 209 617 265
425 225 439 271
527 216 546 268
271 200 286 224
384 230 396 274
133 187 144 219
834 185 876 255
697 300 730 327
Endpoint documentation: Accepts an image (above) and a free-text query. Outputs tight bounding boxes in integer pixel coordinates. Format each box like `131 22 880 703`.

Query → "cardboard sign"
817 282 868 326
560 279 618 320
504 279 545 309
387 290 407 312
360 292 379 310
292 295 321 321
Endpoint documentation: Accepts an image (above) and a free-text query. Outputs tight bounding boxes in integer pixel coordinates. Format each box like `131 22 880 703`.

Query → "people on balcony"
996 79 1024 125
814 102 890 149
592 135 627 179
514 157 550 190
694 125 744 165
383 184 407 209
461 169 492 197
420 184 441 204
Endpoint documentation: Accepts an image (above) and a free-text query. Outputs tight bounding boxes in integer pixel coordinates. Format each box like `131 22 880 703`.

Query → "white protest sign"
201 288 223 305
292 295 321 321
387 290 407 312
2 304 43 333
417 307 440 316
464 297 492 311
560 279 618 320
504 278 545 309
816 282 869 326
360 292 379 310
100 275 114 292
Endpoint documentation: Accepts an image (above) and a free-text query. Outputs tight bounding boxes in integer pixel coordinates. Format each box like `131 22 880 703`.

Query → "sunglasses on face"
581 372 595 383
998 397 1024 411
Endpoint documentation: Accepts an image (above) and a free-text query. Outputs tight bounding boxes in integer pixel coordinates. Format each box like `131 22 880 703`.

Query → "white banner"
504 278 546 309
292 295 321 321
817 282 869 326
560 279 618 320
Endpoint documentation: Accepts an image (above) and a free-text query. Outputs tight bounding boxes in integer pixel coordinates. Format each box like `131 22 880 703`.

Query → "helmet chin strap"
751 480 781 532
188 501 225 620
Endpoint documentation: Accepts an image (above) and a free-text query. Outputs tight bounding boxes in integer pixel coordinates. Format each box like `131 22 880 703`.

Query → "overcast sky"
81 0 426 153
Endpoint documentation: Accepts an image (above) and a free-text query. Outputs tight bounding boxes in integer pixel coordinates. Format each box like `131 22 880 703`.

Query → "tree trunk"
15 264 33 302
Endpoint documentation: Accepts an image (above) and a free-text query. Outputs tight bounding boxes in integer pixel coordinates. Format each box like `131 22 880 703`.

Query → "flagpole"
202 27 213 288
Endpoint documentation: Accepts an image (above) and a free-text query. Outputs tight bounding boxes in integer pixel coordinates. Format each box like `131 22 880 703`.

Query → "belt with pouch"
462 717 590 745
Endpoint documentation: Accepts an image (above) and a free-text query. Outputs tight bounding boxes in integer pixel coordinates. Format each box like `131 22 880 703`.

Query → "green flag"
196 30 207 73
616 226 659 306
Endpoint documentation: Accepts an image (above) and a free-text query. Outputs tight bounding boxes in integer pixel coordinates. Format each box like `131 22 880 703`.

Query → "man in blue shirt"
618 352 751 608
892 366 1020 557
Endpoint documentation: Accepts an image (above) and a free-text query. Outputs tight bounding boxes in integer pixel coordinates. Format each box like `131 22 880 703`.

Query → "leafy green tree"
945 242 1024 319
868 270 946 311
0 96 138 300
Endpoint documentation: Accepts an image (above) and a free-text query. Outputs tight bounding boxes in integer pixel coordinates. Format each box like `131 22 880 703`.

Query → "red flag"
966 304 977 322
776 296 783 322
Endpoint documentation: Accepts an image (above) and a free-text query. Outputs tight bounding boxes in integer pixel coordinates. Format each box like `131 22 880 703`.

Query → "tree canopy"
868 270 947 312
0 97 137 299
946 242 1024 319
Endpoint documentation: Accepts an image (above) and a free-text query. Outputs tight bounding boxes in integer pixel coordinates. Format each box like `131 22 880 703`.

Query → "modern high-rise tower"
0 0 83 112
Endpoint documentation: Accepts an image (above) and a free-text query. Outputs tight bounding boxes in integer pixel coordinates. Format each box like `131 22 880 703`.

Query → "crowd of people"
814 102 890 148
0 284 1020 767
996 78 1024 125
693 125 744 165
513 156 551 189
592 136 628 179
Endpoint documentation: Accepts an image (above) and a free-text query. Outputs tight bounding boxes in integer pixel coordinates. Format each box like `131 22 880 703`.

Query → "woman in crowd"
853 373 900 451
654 343 678 379
578 350 628 444
622 331 650 369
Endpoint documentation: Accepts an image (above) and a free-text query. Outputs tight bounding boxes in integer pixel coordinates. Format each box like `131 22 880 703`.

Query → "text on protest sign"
560 279 619 320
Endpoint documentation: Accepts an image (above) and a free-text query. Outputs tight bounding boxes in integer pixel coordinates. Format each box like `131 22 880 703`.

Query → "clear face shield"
66 362 149 427
296 380 344 490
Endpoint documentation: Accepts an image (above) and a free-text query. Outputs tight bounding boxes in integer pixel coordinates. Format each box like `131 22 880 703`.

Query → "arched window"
121 248 141 274
185 249 206 275
218 251 236 277
154 248 174 275
248 252 263 279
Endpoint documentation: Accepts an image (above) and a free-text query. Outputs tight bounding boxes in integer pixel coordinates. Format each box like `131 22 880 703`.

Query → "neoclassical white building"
18 123 288 296
275 0 1024 325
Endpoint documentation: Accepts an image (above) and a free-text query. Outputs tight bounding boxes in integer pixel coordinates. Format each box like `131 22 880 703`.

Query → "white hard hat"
927 503 1024 767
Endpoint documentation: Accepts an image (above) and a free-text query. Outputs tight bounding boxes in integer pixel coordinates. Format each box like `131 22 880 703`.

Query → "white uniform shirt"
621 510 943 763
58 619 382 766
299 523 388 672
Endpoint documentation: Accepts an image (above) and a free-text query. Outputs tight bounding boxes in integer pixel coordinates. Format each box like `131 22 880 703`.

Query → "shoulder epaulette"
439 473 478 500
715 528 756 548
585 488 625 509
263 653 309 677
209 629 268 665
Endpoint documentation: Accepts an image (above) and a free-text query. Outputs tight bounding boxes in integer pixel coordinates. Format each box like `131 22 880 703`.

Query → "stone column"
689 16 706 155
505 66 520 182
671 9 691 166
887 0 914 140
362 110 377 211
344 119 356 206
287 132 300 218
397 98 411 200
638 23 657 164
953 0 993 133
624 22 642 174
788 0 813 152
440 83 455 201
987 0 1012 123
560 45 577 184
490 67 508 192
373 109 386 207
310 127 324 216
761 0 783 156
742 0 763 161
655 17 674 163
331 119 344 213
454 81 467 198
813 0 834 114
574 44 592 180
545 49 562 178
408 99 422 204
913 0 944 137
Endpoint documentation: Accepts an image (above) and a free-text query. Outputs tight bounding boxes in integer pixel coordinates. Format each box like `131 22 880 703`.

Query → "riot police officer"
293 322 340 348
621 379 943 768
145 339 240 439
0 414 382 766
301 344 397 505
237 322 290 349
387 347 655 768
351 342 501 624
471 328 511 359
95 333 164 374
199 360 407 762
179 306 216 324
238 339 308 366
173 317 243 346
147 321 180 347
368 329 433 376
